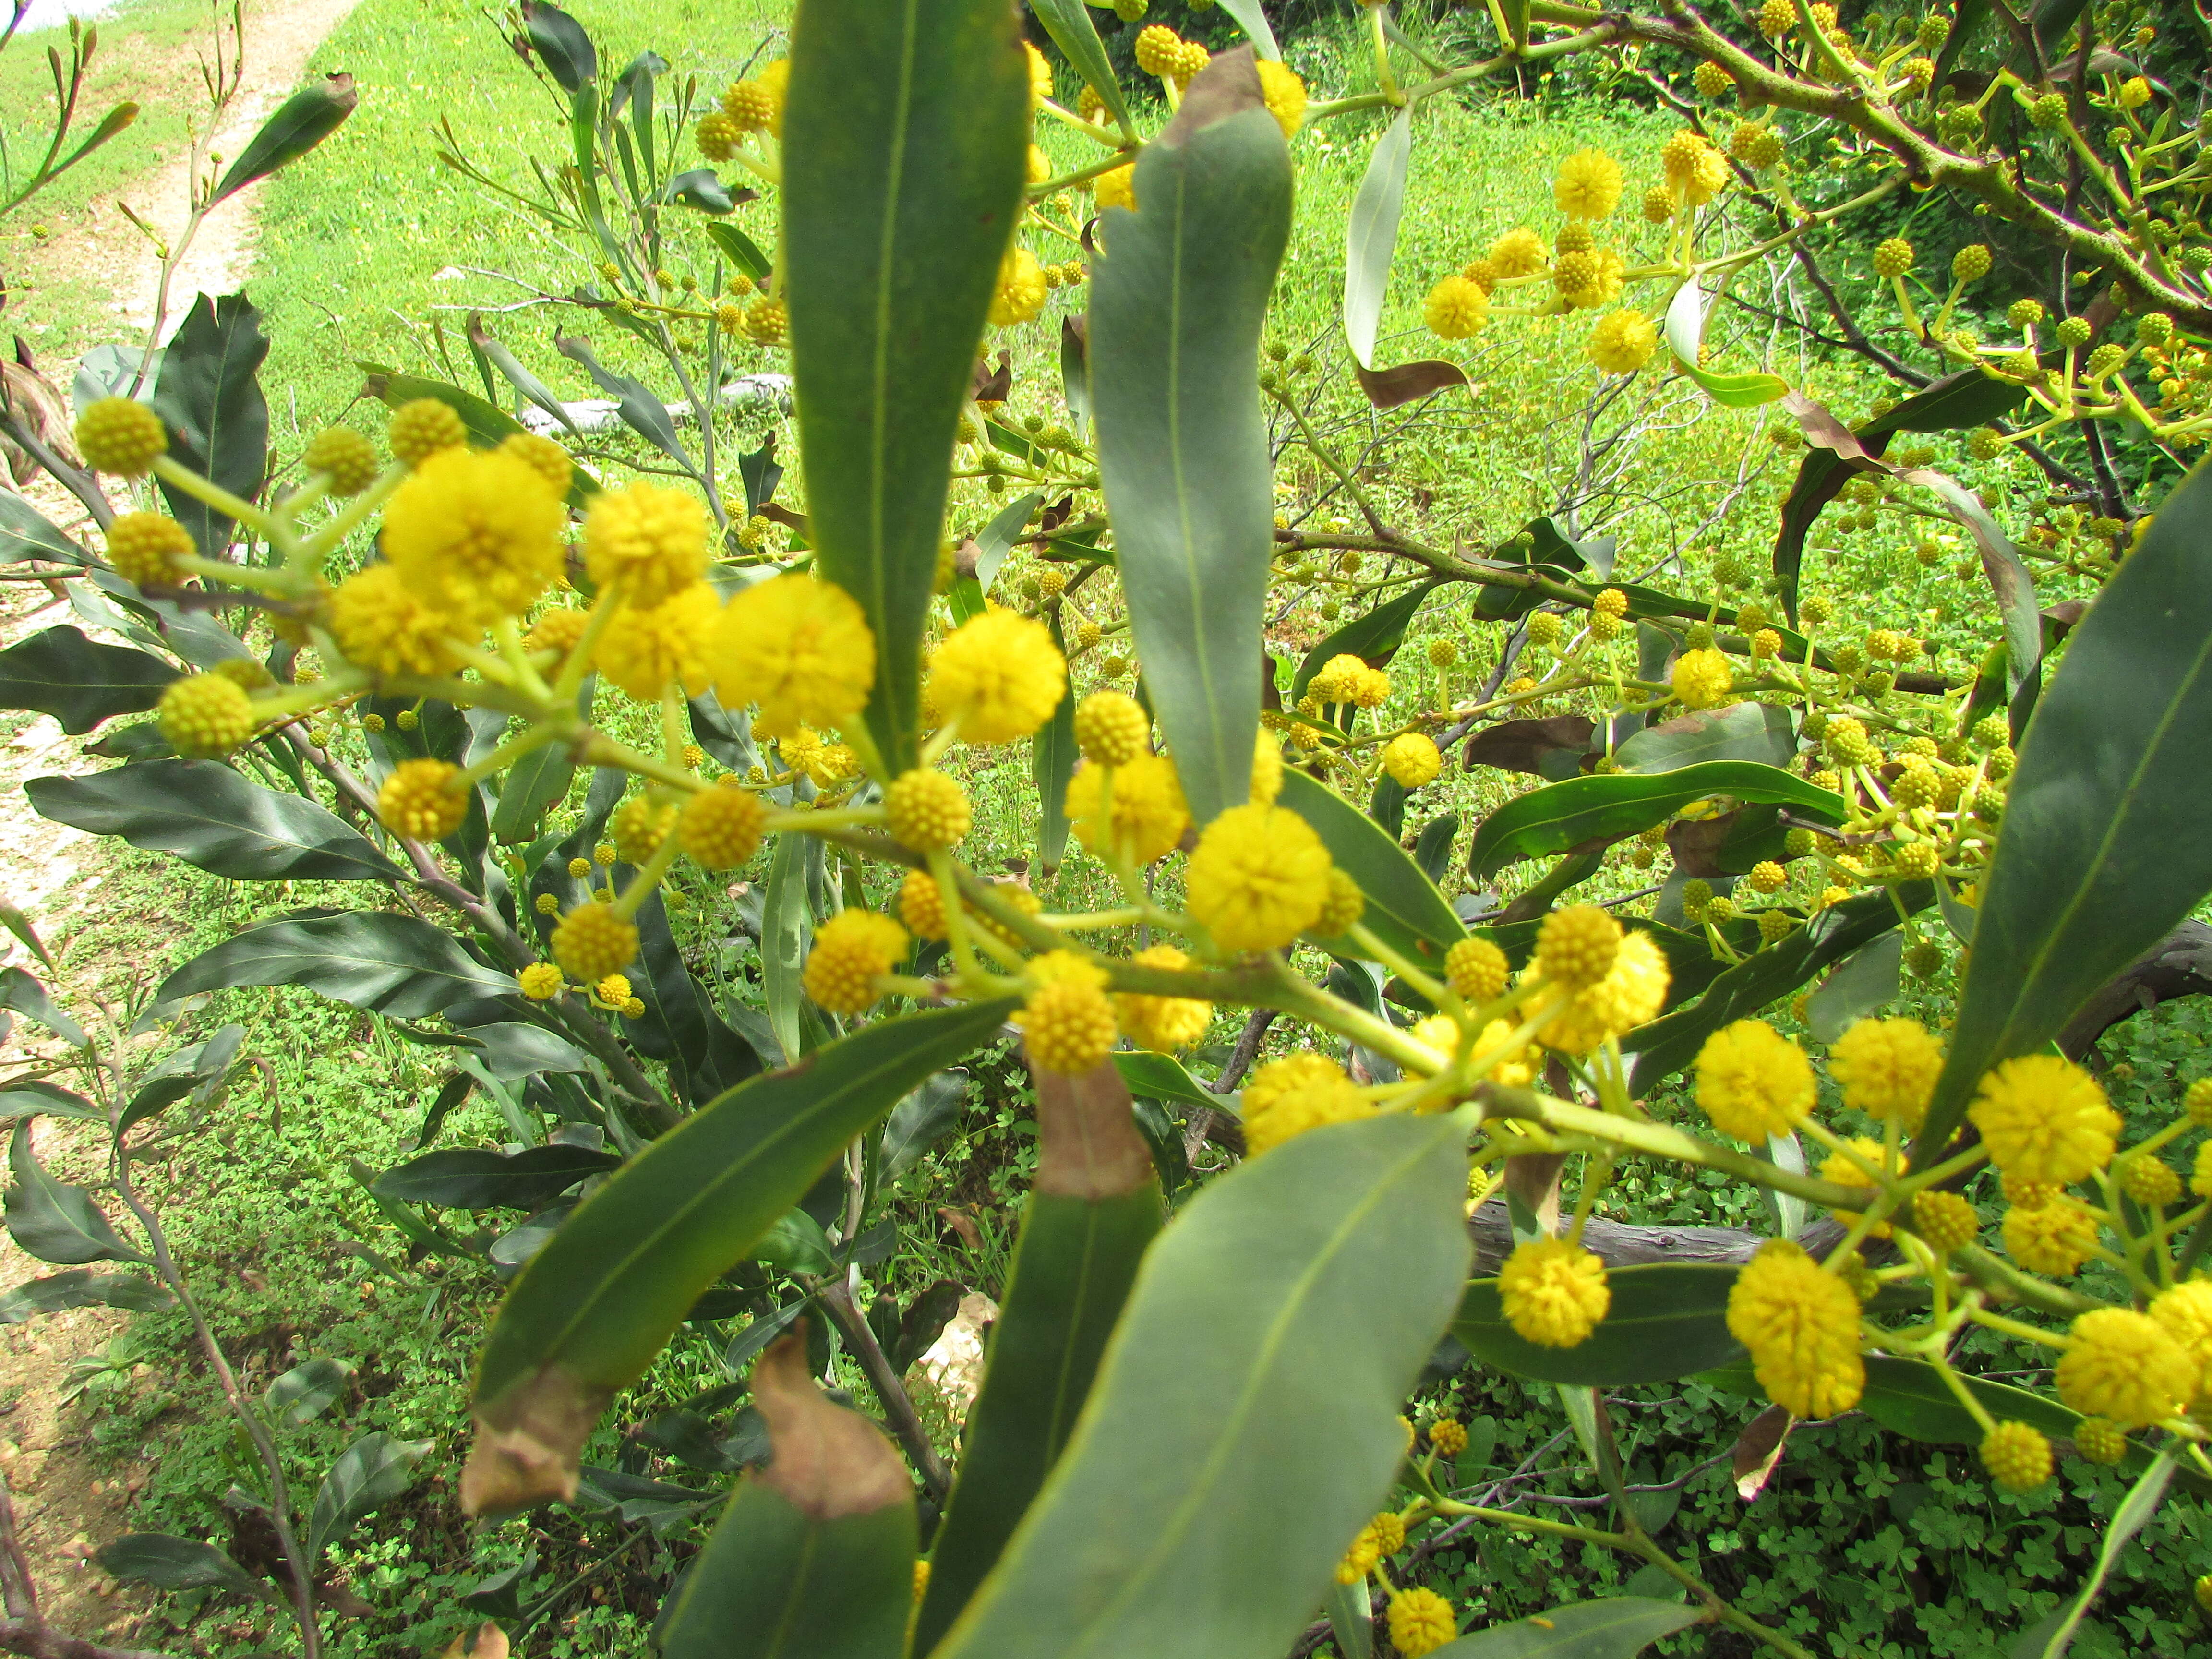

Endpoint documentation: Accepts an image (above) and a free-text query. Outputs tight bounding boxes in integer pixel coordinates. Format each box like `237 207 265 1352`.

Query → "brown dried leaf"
1504 1153 1566 1237
1732 1403 1793 1501
936 1206 983 1249
460 1365 612 1516
1666 809 1744 880
1029 1057 1155 1199
750 1331 911 1520
1162 44 1265 145
438 1621 509 1659
1353 359 1470 409
1463 715 1596 777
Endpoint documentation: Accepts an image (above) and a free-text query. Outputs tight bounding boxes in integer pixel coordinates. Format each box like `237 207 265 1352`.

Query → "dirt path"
0 0 368 1644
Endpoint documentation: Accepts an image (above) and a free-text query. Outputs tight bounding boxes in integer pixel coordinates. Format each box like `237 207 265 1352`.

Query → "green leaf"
1034 609 1078 873
556 333 696 471
0 1082 100 1124
1028 0 1133 132
120 1024 245 1134
309 1431 429 1559
211 72 357 204
151 293 267 556
0 490 86 565
466 1000 1016 1511
1429 1598 1704 1657
760 832 809 1066
1112 1050 1224 1110
467 312 581 439
1212 0 1282 58
1278 770 1463 967
97 1534 266 1599
915 1182 1163 1652
1919 463 2212 1162
28 760 402 883
1343 108 1411 370
702 221 772 281
491 739 575 845
0 967 86 1046
264 1357 352 1426
5 1121 143 1266
1292 581 1439 702
1467 763 1842 882
782 0 1029 771
879 1068 969 1183
360 365 529 449
1907 468 2042 696
1625 885 1928 1091
1803 931 1904 1043
1092 58 1292 827
1614 703 1796 773
0 1270 170 1323
373 1145 618 1210
155 912 518 1019
2036 1448 2174 1659
1327 1581 1375 1659
0 625 178 733
1453 1264 1744 1386
930 1111 1470 1659
1662 283 1787 407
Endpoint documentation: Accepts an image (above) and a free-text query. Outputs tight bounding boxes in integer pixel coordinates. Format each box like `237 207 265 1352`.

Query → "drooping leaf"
0 489 85 565
782 0 1029 771
359 365 530 451
1112 1050 1223 1110
625 888 764 1106
931 1112 1470 1659
5 1121 143 1266
1092 54 1292 826
264 1357 353 1426
1918 464 2212 1162
1625 885 1928 1090
309 1431 430 1558
0 626 177 733
155 912 518 1018
701 221 772 281
97 1534 265 1599
0 1269 170 1323
1343 107 1411 371
1028 0 1132 132
0 967 86 1046
28 760 402 883
1428 1598 1704 1657
151 293 268 556
520 0 597 92
211 73 357 204
556 334 695 470
467 313 580 438
1468 763 1842 882
465 1000 1016 1513
1278 770 1462 967
1454 1265 1744 1385
1662 282 1788 407
879 1069 970 1184
1904 468 2043 697
119 1023 245 1133
1614 703 1797 773
1034 608 1078 872
373 1145 619 1210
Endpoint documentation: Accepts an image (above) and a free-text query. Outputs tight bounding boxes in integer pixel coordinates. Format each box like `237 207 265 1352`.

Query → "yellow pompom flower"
1242 1053 1372 1156
1306 652 1370 706
678 781 769 869
517 962 564 1001
1445 936 1509 1004
1979 1422 2052 1493
802 910 908 1016
1662 130 1729 205
1113 944 1211 1053
1696 1019 1815 1142
1553 148 1623 219
1382 731 1443 788
551 902 639 983
526 606 592 659
2008 1203 2088 1283
1428 1417 1468 1456
377 758 468 841
1023 38 1052 105
2149 1281 2212 1410
1539 930 1670 1054
1671 647 1734 710
380 446 565 625
709 573 877 739
1073 690 1149 765
1586 309 1658 374
328 564 464 679
930 608 1067 744
1489 227 1547 277
1250 730 1285 807
75 396 168 475
885 769 972 850
592 583 720 702
1536 905 1621 992
386 397 466 468
105 513 195 588
1423 275 1490 340
1968 1055 2119 1187
989 246 1050 329
1828 1017 1942 1131
584 482 708 609
158 674 256 758
1387 1588 1457 1659
1185 803 1334 952
1498 1238 1610 1348
1021 952 1119 1075
1064 752 1190 865
896 866 949 940
2056 1308 2194 1428
1255 59 1306 137
1818 1136 1896 1232
1727 1240 1864 1419
1094 163 1136 213
495 431 573 496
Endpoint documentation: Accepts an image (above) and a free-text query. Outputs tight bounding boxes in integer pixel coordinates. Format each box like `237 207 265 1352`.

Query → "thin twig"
805 1274 953 1502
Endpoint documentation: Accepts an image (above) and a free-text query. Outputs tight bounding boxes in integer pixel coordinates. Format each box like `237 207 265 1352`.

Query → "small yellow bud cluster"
386 397 466 467
74 397 167 475
377 759 469 841
551 902 639 983
1910 1190 1979 1253
803 911 907 1015
1873 237 1914 279
302 427 381 494
1445 936 1509 1004
886 769 972 851
518 962 564 1000
1073 691 1148 765
158 674 257 758
1022 953 1119 1075
1979 1422 2052 1492
678 781 769 869
105 513 195 588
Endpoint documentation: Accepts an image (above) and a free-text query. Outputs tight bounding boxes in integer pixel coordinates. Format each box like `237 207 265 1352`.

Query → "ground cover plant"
1 0 2212 1654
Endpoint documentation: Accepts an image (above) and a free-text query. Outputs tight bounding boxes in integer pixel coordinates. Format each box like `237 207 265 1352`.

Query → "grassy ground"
6 0 2206 1656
